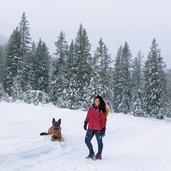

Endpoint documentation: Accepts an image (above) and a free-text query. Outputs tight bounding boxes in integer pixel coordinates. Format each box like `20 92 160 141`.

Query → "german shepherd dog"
40 118 62 142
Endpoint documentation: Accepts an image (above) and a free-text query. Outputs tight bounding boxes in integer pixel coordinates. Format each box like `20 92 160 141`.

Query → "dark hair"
95 95 106 113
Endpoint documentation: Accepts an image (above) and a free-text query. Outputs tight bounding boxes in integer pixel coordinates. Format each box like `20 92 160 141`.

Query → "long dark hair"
95 95 106 113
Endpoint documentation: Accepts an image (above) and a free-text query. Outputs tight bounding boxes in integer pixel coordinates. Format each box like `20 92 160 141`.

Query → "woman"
84 95 107 160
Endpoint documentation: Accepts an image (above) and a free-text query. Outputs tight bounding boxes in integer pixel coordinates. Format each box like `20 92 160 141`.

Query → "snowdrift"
0 102 171 171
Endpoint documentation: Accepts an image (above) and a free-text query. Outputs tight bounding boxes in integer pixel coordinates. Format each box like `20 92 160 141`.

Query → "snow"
0 102 171 171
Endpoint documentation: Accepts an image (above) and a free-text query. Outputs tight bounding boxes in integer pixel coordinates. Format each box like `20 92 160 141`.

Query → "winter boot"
95 153 102 160
86 153 95 159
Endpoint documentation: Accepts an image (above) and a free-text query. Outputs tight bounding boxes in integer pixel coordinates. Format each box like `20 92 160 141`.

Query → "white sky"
0 0 171 68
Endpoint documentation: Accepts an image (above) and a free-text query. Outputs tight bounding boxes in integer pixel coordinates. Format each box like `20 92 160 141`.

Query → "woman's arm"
101 112 107 129
85 108 91 123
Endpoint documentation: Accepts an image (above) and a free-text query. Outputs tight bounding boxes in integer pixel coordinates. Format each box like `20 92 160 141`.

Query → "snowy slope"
0 102 171 171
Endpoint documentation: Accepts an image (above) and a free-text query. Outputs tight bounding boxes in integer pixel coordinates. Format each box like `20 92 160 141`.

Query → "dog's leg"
48 127 53 135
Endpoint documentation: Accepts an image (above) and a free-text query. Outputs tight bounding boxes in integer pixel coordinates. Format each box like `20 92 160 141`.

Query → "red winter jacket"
85 106 107 130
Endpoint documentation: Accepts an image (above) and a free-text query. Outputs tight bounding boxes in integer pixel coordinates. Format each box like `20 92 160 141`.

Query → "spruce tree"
32 39 50 93
19 12 31 53
0 45 7 84
19 12 32 91
113 42 132 114
50 31 69 107
64 40 79 109
4 27 24 100
113 46 123 112
144 39 167 117
0 83 9 101
73 24 93 109
166 69 171 117
92 38 113 104
27 42 37 89
131 51 144 116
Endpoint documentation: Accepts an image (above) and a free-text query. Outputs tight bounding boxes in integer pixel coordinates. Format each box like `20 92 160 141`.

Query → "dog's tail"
40 132 48 136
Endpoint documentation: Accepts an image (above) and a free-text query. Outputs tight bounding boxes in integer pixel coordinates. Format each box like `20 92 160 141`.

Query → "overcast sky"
0 0 171 68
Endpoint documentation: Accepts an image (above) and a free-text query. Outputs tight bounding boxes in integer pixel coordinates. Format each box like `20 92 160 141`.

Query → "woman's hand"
101 127 106 137
84 121 87 130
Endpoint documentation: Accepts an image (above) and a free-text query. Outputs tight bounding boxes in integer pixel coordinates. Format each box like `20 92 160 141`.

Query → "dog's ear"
58 119 61 126
52 118 55 125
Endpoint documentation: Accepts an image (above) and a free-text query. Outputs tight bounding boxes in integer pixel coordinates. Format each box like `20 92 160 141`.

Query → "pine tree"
19 12 31 53
22 40 50 104
64 40 80 109
0 83 9 101
90 38 104 100
3 27 24 100
50 31 69 107
11 75 23 101
113 46 123 112
73 24 93 109
143 39 167 117
0 45 7 84
27 42 37 89
131 51 144 116
113 42 132 114
19 12 32 91
67 40 75 78
166 69 171 117
92 38 113 104
32 39 50 93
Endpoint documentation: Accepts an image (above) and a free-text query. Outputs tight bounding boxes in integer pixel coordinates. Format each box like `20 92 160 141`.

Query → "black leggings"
85 129 103 155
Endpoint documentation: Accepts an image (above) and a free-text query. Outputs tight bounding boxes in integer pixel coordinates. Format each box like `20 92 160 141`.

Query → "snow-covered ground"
0 102 171 171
